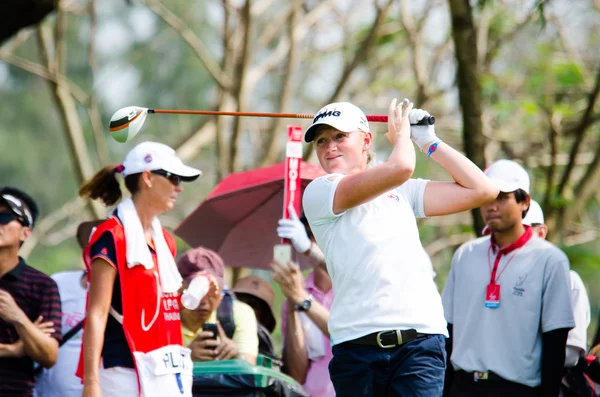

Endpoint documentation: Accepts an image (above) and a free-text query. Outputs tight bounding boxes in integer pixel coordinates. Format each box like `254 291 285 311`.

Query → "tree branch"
556 64 600 198
400 0 427 103
483 8 538 68
86 0 109 165
260 2 301 167
243 0 333 94
326 0 393 103
448 0 486 235
143 0 232 91
36 22 103 220
0 52 89 104
425 232 474 259
19 197 88 259
229 0 252 173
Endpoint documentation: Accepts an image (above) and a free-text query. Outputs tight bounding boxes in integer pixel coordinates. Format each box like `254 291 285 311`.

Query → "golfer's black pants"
449 371 540 397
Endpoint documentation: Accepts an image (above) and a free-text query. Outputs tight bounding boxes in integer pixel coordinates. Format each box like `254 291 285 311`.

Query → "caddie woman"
77 141 201 397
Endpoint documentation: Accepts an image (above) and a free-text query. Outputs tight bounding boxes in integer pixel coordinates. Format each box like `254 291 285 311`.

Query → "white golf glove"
277 206 312 254
409 108 438 152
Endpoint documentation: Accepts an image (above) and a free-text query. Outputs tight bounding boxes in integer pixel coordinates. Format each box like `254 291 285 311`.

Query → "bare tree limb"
564 231 599 247
0 28 34 54
20 197 88 259
255 7 292 50
175 120 217 162
260 2 301 167
54 0 66 74
399 0 430 104
425 232 474 258
244 0 333 94
229 0 252 173
215 0 234 180
144 0 232 91
556 64 600 198
326 0 393 103
483 8 538 68
543 111 560 214
37 21 103 219
0 52 89 103
86 0 109 165
448 0 486 235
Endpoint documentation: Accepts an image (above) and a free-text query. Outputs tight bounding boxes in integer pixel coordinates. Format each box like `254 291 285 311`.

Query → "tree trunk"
448 0 486 236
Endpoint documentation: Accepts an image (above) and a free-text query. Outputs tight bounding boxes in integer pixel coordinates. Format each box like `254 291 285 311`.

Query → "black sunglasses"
0 211 25 226
151 170 182 186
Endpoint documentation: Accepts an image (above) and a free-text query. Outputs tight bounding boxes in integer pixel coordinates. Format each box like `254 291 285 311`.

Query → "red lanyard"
487 246 518 284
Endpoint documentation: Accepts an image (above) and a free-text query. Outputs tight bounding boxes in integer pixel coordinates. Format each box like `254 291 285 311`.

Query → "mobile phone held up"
202 323 218 349
273 244 292 265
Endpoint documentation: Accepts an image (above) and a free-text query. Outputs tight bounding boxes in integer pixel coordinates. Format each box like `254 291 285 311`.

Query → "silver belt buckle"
474 371 488 382
376 331 398 348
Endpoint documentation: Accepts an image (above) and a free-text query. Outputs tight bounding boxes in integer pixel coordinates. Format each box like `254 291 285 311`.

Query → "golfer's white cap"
484 159 530 193
523 200 544 226
121 141 202 181
304 102 370 143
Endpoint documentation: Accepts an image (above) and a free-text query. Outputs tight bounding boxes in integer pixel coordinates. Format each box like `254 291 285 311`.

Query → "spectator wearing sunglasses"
76 141 201 397
0 187 63 397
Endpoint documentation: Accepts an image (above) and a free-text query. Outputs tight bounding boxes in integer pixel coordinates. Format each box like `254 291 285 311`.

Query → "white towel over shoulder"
117 198 182 293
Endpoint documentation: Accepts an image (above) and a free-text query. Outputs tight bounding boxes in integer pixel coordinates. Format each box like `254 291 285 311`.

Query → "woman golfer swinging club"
302 98 498 397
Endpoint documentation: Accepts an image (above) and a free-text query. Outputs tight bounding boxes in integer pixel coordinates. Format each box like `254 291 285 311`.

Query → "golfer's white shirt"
303 174 448 345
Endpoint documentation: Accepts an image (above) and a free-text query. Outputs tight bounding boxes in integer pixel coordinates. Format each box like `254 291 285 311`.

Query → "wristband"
426 140 442 157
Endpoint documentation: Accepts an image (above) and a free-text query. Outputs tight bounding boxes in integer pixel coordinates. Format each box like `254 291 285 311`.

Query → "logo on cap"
313 109 342 123
144 153 153 163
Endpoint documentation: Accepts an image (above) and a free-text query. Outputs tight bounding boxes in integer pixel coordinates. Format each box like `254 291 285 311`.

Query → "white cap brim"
488 177 521 193
163 158 202 182
304 119 366 143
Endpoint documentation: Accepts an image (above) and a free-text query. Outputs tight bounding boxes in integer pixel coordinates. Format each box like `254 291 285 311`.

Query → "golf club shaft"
148 109 435 125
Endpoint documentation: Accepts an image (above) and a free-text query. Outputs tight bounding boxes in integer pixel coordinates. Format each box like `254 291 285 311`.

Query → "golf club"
109 106 435 143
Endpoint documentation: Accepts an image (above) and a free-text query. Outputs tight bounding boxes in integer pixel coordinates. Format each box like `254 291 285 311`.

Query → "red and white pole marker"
282 125 303 245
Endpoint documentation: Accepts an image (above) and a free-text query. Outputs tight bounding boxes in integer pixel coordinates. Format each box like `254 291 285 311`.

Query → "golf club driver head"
109 106 148 143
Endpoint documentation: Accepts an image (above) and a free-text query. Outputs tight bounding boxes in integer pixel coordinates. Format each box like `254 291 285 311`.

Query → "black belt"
347 329 426 348
455 370 505 382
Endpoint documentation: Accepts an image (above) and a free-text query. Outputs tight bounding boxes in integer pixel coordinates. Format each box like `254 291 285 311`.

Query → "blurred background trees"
1 0 599 347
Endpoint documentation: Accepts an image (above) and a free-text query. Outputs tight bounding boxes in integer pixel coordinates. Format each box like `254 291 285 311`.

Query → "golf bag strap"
110 306 124 324
217 291 236 339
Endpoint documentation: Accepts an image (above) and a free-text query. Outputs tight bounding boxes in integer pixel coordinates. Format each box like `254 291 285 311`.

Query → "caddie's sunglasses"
0 211 25 226
151 170 182 186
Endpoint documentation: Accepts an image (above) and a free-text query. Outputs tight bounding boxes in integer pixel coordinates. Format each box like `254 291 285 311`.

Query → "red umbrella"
175 162 326 270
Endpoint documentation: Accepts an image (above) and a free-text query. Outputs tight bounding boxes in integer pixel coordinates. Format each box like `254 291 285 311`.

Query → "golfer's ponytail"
79 165 123 206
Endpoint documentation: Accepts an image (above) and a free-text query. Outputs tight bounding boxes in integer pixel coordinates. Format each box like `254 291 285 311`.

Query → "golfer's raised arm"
422 143 499 217
332 99 416 214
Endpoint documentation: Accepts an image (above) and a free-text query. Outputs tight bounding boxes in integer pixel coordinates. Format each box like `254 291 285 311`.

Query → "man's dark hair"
514 188 530 219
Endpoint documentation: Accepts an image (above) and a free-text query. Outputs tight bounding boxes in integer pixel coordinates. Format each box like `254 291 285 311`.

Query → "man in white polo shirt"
523 200 591 369
442 160 575 397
